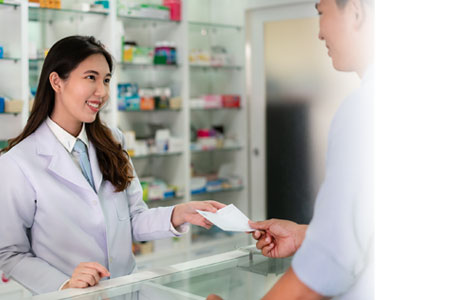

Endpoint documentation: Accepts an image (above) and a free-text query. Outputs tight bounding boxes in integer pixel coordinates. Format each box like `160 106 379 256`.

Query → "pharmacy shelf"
190 107 241 111
191 185 244 196
0 2 20 8
189 64 243 71
119 62 180 69
29 6 109 22
191 146 242 153
118 14 180 24
119 108 181 113
0 112 21 116
0 57 20 63
130 152 183 159
146 195 185 205
188 21 242 31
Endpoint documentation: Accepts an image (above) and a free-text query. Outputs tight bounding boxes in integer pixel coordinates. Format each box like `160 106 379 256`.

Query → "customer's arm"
262 267 329 300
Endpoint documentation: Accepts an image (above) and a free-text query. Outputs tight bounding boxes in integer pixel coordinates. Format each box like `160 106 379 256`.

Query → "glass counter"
28 247 291 300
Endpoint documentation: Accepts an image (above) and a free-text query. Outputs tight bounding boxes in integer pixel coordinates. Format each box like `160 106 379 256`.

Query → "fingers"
204 200 226 210
69 262 110 289
249 219 272 231
256 234 272 250
252 230 265 240
261 244 275 257
81 262 110 278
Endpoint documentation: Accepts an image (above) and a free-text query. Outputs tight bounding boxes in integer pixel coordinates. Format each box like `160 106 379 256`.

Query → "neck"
50 112 82 137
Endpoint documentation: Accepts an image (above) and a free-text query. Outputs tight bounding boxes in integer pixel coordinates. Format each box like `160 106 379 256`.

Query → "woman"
0 35 224 294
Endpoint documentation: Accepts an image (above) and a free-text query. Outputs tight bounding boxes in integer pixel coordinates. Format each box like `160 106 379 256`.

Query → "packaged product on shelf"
169 96 182 109
155 129 170 153
210 45 230 67
154 41 177 65
38 0 61 9
123 130 136 156
162 0 181 21
0 97 4 113
189 98 204 109
4 99 23 113
189 49 210 65
168 136 184 152
141 181 149 202
118 83 140 111
222 94 241 108
203 94 222 109
139 88 155 110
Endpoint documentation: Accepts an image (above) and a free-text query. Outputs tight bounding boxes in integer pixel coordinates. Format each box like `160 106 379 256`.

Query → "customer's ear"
348 0 365 29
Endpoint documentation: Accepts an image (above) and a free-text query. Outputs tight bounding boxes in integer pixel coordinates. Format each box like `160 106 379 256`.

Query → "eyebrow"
84 70 112 77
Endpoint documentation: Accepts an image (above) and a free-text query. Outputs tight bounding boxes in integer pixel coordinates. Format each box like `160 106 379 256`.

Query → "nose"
318 29 324 41
94 80 109 99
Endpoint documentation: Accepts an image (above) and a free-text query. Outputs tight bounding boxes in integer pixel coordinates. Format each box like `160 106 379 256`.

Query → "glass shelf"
0 112 21 116
190 64 243 71
190 107 241 112
130 151 183 159
0 2 20 8
119 62 179 68
191 185 244 196
118 14 180 24
146 195 184 204
191 146 242 153
120 108 181 113
29 6 108 22
0 57 20 63
189 21 242 31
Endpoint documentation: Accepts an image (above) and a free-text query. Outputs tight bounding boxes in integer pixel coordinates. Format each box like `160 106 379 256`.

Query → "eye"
86 75 96 80
104 78 111 84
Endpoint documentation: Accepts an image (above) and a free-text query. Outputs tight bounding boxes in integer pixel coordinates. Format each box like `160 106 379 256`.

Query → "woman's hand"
172 201 226 229
62 262 110 289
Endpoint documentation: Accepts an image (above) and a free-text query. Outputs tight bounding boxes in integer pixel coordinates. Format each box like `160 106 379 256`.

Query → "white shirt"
291 67 374 300
45 117 89 175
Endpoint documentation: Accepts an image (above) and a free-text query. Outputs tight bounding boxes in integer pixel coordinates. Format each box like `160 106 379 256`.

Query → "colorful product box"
222 94 241 108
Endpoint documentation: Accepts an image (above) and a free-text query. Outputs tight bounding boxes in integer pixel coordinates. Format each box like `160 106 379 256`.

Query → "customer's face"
317 0 357 72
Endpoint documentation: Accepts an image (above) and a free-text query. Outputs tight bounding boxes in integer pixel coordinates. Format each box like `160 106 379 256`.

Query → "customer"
0 35 224 295
209 0 374 299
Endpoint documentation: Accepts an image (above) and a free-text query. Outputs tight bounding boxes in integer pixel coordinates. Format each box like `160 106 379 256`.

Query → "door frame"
245 1 317 221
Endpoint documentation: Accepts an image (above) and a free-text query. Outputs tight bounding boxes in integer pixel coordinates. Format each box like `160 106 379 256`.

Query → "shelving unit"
0 0 249 272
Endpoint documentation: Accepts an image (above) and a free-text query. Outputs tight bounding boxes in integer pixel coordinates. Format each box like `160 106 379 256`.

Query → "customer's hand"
249 219 308 258
62 262 110 289
172 201 226 229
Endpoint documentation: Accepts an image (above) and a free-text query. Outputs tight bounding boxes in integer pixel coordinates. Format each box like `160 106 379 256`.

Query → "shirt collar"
45 117 89 153
361 64 374 86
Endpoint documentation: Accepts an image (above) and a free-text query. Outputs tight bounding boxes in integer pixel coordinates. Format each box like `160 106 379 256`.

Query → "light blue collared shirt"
292 67 374 300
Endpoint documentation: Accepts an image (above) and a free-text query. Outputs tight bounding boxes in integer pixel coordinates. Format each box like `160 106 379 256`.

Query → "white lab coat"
0 122 178 294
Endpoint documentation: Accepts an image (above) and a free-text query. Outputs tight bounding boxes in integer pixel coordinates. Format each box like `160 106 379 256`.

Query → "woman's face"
51 53 111 135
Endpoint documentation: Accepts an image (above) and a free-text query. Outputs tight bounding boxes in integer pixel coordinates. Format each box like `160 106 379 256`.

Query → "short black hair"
336 0 374 9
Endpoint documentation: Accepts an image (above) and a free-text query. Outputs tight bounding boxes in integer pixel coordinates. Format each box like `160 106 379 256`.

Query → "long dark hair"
1 35 133 192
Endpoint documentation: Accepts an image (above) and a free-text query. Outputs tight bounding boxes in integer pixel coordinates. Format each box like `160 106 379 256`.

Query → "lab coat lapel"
35 123 94 193
88 140 103 192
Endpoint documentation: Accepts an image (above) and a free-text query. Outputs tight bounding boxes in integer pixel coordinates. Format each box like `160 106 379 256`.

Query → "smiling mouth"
86 101 101 111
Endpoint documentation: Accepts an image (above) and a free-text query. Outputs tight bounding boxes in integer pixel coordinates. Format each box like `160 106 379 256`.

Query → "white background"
376 0 452 298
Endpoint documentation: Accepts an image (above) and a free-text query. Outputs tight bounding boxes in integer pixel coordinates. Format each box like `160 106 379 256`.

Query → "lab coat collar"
35 122 97 193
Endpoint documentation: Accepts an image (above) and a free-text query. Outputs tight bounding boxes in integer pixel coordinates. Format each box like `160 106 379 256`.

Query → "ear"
49 71 63 93
348 0 365 29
